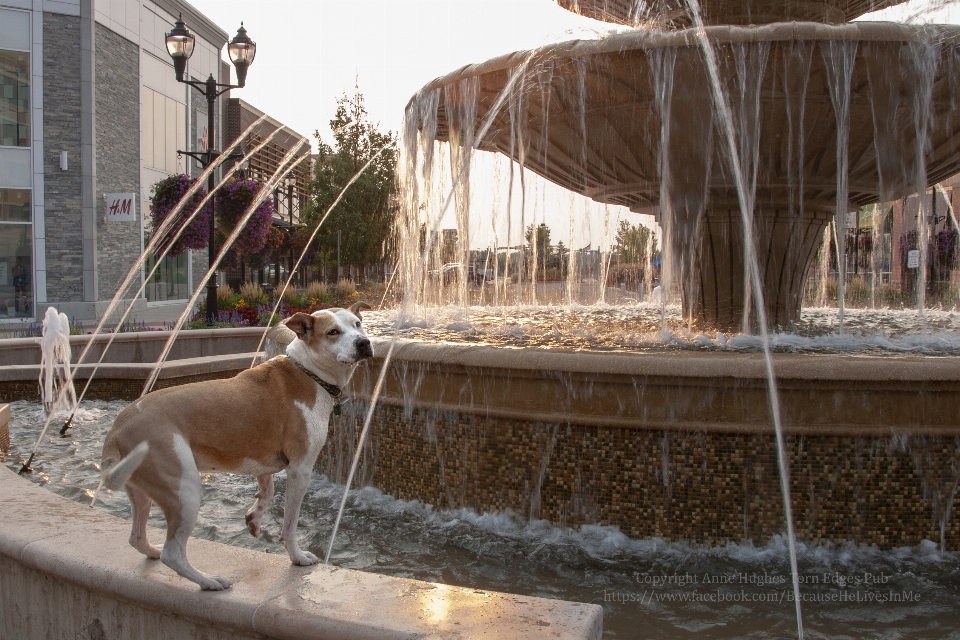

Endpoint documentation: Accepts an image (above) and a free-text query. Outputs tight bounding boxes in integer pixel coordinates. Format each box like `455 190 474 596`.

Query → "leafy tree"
615 220 658 264
303 86 397 269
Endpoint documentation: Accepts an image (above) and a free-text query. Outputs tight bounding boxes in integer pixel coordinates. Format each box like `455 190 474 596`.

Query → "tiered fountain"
401 0 960 330
319 0 960 550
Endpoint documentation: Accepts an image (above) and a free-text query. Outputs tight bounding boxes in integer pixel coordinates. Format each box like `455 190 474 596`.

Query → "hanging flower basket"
232 222 284 271
149 174 211 256
286 226 318 264
215 178 275 259
937 227 959 268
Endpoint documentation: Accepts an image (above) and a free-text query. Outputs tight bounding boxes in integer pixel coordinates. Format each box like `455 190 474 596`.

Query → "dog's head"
282 302 374 377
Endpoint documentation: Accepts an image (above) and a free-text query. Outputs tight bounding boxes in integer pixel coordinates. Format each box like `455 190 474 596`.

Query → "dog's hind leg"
156 434 230 590
280 465 319 566
246 473 274 538
126 484 161 559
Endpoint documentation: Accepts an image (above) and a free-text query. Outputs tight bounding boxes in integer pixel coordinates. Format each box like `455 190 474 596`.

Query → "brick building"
0 0 234 322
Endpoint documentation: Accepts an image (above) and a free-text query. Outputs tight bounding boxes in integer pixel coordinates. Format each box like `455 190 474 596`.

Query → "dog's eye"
327 329 340 336
355 321 361 328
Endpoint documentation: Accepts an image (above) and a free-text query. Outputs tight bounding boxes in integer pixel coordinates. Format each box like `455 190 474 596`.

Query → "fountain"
310 0 960 553
399 0 960 330
4 2 960 636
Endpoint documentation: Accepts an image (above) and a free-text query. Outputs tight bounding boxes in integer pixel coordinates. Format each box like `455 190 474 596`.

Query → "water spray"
58 122 289 438
683 1 804 637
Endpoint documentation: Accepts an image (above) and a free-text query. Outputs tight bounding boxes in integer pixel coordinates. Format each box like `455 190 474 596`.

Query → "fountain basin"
328 338 960 547
0 328 266 402
0 465 602 640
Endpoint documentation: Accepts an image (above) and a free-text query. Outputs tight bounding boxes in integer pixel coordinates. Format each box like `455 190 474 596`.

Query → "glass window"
0 9 31 52
0 221 33 318
0 188 29 221
145 234 189 301
0 50 30 147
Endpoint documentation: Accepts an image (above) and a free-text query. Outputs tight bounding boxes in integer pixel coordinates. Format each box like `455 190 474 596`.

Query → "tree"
615 220 658 264
303 86 397 272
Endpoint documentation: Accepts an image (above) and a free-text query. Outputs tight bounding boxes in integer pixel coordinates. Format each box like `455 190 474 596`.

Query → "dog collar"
285 356 344 415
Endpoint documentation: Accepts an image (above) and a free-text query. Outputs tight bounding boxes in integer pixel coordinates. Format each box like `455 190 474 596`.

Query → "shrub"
239 282 267 305
217 284 235 307
305 280 328 300
336 278 357 296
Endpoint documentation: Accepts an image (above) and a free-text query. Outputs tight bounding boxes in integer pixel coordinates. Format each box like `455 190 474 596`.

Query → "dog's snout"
355 337 373 357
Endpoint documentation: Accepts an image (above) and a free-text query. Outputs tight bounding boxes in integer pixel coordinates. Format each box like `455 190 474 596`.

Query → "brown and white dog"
99 302 373 590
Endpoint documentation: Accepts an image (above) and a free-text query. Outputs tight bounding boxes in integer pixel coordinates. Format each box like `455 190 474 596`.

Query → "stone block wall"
94 24 141 301
42 13 83 303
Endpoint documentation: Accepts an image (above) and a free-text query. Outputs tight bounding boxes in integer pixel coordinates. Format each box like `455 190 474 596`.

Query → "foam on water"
363 305 960 356
5 399 960 639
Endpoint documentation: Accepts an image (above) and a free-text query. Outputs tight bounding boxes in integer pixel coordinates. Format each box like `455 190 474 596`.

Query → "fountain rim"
407 20 960 113
369 336 960 383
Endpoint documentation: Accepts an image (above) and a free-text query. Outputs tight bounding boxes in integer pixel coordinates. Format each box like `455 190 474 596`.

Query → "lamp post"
166 15 256 323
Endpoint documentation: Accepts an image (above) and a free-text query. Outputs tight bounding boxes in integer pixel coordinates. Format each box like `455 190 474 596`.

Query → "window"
0 188 29 221
142 86 185 173
144 232 189 301
0 50 29 147
0 188 32 317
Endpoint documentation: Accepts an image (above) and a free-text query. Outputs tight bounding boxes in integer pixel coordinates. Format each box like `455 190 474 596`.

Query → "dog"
98 302 374 590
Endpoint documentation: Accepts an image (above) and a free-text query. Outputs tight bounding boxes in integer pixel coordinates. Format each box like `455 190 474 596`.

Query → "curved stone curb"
0 467 602 639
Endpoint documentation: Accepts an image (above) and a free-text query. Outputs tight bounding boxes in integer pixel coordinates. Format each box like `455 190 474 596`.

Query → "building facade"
0 0 230 322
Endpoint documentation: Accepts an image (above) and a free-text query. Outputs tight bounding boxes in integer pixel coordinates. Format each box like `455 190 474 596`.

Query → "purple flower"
215 178 275 264
149 174 212 256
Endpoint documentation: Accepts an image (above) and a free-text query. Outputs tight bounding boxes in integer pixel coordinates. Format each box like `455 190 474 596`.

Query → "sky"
189 0 612 147
186 0 960 248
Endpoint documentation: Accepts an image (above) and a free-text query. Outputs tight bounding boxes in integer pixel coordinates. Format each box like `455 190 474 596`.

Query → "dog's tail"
101 441 149 491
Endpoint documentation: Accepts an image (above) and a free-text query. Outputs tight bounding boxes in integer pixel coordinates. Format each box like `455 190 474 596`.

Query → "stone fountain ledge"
356 338 960 437
0 466 602 640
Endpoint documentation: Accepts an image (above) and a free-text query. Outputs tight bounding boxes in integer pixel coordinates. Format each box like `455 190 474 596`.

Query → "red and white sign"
105 193 136 222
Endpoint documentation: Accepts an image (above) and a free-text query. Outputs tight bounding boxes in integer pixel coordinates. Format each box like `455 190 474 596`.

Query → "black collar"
284 356 344 415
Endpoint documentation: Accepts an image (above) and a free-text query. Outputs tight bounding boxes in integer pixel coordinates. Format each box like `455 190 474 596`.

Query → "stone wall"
42 13 83 303
94 24 141 301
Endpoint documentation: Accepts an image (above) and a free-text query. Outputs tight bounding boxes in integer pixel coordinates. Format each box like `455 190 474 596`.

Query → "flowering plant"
214 178 274 268
149 174 211 255
285 226 318 264
937 227 959 268
241 224 285 270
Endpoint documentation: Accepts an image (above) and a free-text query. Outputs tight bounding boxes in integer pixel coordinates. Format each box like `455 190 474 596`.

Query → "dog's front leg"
246 473 275 538
280 465 318 565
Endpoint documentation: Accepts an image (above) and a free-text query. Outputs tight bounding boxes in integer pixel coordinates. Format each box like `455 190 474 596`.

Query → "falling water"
910 36 938 320
683 1 805 637
38 307 76 419
327 49 548 563
816 224 833 308
822 39 858 336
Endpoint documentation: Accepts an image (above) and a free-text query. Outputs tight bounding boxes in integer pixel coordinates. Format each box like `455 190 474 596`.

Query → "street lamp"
165 15 256 323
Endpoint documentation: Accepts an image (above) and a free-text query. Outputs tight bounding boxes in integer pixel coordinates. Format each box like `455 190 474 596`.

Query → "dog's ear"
284 312 315 339
348 301 372 321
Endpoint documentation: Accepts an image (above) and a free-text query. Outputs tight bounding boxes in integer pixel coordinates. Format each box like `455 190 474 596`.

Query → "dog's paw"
291 550 319 566
199 575 231 591
245 512 261 538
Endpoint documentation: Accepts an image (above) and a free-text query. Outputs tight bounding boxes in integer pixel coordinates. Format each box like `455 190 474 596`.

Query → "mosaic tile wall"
318 401 960 549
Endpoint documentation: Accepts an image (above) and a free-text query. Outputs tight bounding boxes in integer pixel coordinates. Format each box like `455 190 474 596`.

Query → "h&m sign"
105 193 136 222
